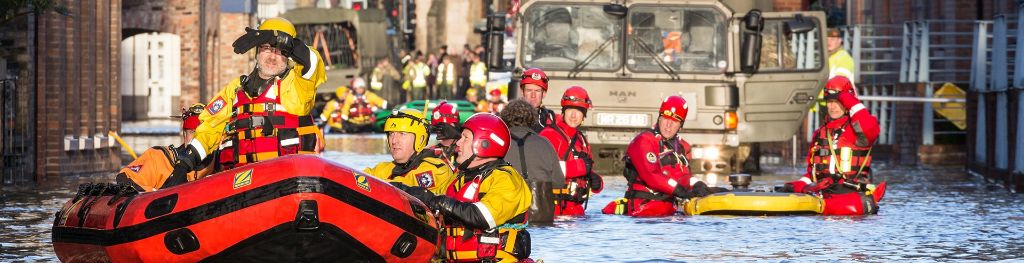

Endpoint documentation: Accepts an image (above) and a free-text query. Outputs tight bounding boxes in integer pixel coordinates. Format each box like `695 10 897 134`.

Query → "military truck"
491 0 827 174
280 8 394 115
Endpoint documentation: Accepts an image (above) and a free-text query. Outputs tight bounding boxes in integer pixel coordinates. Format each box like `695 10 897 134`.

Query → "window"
522 4 623 71
758 20 822 71
626 6 727 73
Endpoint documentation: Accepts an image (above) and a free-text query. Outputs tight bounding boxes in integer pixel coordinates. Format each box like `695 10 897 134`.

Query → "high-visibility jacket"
469 62 488 88
321 99 344 131
117 145 214 192
439 161 532 262
189 47 326 168
406 62 430 89
364 155 455 195
436 62 456 86
812 48 858 111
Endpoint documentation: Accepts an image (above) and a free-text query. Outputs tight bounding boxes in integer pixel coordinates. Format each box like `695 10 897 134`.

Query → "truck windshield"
626 6 727 73
521 4 622 71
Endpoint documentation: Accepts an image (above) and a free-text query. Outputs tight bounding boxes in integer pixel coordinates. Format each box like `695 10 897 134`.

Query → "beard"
257 58 288 78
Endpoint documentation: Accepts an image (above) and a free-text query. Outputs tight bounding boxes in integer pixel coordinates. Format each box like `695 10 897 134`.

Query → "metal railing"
2 78 33 185
970 12 1022 172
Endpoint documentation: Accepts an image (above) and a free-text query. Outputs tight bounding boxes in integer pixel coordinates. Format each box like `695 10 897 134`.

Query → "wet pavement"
2 152 1022 262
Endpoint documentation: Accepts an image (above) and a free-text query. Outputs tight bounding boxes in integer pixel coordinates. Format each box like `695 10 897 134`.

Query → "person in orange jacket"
602 95 713 217
538 86 603 216
475 88 506 114
115 104 215 192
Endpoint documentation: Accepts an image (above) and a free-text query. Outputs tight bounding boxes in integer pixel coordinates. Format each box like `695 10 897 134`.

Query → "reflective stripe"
488 133 506 147
849 103 866 116
558 160 566 176
799 177 812 184
302 50 318 80
189 139 207 159
473 202 497 229
667 178 678 187
479 236 500 244
219 140 233 150
280 137 300 146
689 177 700 186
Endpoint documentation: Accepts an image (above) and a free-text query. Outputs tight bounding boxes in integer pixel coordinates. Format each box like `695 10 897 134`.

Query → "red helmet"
461 113 510 158
659 95 689 122
180 103 205 130
431 101 460 126
520 68 549 91
489 88 502 99
825 75 856 97
560 86 592 110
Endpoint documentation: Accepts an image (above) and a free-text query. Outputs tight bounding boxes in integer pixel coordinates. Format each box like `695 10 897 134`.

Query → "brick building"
0 1 124 183
215 4 256 92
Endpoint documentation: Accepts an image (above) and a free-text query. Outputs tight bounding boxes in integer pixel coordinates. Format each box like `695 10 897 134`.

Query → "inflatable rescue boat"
51 155 438 262
683 174 883 216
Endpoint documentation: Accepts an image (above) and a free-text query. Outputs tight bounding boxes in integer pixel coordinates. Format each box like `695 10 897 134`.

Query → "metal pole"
791 134 797 168
922 82 934 145
972 21 990 164
857 96 966 103
995 16 1010 170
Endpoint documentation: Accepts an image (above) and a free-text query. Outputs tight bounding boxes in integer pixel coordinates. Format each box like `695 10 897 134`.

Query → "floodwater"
2 151 1023 262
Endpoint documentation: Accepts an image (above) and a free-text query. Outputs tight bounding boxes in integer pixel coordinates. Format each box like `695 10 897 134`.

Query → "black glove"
588 172 604 193
389 181 411 191
232 27 277 54
278 37 313 76
710 187 730 193
672 181 711 199
428 195 491 229
778 183 796 193
403 186 436 204
161 144 202 189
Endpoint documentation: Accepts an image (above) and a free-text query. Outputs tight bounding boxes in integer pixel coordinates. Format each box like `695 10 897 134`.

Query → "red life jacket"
345 94 376 124
441 166 527 262
218 80 319 169
808 116 873 185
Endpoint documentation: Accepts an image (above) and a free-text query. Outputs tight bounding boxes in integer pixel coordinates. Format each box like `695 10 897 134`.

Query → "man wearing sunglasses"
602 95 713 217
165 17 326 184
782 76 886 213
538 86 603 216
365 109 455 194
116 104 214 192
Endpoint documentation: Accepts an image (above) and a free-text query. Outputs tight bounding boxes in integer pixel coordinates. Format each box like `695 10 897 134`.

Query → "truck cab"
501 0 827 174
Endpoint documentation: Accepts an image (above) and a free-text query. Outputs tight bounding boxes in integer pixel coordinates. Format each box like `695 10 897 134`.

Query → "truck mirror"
740 10 764 74
487 14 506 70
603 3 628 17
784 14 815 34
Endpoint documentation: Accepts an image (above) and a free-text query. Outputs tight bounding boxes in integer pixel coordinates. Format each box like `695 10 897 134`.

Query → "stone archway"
121 32 182 120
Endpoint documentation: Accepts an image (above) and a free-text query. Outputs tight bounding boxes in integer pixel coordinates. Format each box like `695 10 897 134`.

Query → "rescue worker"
782 76 886 214
116 104 214 192
602 95 713 217
338 77 387 133
519 68 556 131
428 101 461 170
475 88 506 114
371 59 402 106
405 51 430 101
168 17 326 181
501 99 565 223
467 52 488 103
365 109 455 194
320 86 348 133
435 55 457 100
394 113 533 262
539 86 604 216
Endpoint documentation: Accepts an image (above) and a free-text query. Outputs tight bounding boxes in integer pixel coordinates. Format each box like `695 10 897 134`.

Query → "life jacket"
623 130 691 202
547 123 594 206
531 107 557 132
430 144 457 172
218 79 319 169
809 116 873 187
344 94 376 125
441 165 529 262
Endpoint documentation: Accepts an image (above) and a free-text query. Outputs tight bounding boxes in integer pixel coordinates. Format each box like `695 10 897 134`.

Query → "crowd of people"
111 17 885 262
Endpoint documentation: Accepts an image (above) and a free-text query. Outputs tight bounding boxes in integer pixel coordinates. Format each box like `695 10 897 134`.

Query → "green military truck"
495 0 827 174
280 8 393 115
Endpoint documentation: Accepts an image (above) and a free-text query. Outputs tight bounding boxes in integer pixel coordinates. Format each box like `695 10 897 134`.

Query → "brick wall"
123 0 221 107
774 0 807 12
32 0 123 179
215 13 255 93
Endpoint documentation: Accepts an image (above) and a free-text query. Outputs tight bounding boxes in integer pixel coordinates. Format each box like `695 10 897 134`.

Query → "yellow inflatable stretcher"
683 192 824 216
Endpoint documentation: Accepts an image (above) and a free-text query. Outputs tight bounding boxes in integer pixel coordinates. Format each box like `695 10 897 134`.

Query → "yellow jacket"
364 157 456 195
321 100 344 130
454 165 532 227
829 48 856 81
189 48 326 159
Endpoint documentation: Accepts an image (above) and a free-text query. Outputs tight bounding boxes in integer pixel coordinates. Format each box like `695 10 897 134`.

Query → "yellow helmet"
258 17 297 38
335 86 349 99
384 108 429 152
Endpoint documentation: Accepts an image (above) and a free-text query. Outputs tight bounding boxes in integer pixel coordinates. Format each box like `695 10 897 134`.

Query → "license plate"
595 113 649 127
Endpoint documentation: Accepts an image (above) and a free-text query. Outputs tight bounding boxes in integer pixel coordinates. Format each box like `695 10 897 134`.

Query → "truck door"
735 11 828 142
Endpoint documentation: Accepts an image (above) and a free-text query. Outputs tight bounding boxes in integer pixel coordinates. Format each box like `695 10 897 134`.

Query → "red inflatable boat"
52 155 438 262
